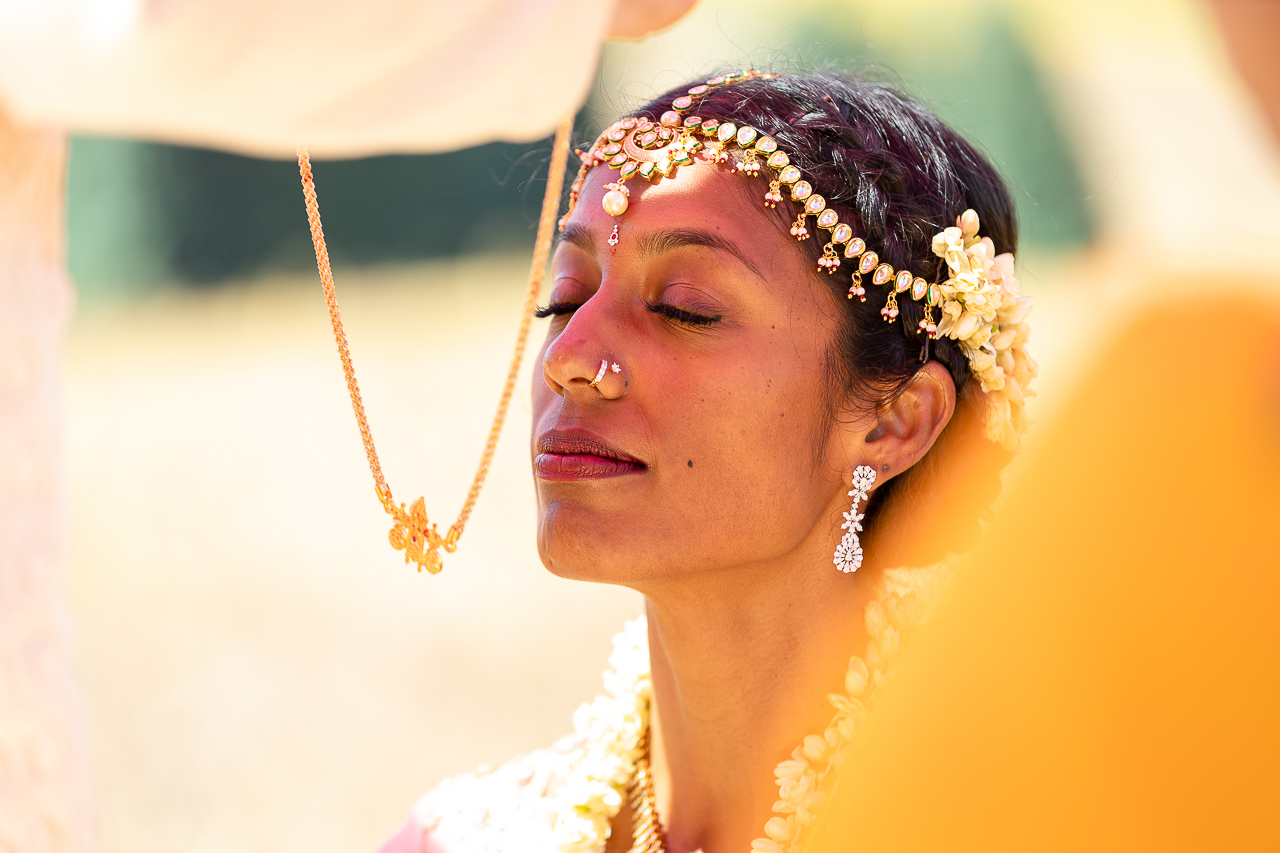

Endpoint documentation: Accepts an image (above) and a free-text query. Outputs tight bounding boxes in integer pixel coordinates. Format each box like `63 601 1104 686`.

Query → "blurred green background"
66 4 1091 301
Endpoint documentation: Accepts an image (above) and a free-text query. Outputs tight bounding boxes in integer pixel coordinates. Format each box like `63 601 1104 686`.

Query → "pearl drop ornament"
602 189 629 217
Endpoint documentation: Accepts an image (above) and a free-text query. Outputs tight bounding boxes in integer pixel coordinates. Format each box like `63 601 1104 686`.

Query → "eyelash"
645 301 722 326
533 301 581 319
533 301 721 327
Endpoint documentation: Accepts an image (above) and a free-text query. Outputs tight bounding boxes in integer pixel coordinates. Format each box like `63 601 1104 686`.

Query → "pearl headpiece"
561 72 947 328
561 71 1036 449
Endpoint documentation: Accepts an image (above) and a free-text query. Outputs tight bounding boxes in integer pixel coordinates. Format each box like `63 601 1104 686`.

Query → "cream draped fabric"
0 2 614 850
0 0 614 158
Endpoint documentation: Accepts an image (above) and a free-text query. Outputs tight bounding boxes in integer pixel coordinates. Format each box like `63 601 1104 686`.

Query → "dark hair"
630 70 1018 563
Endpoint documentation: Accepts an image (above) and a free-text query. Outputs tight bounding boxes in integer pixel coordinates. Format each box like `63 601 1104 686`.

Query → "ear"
864 362 957 479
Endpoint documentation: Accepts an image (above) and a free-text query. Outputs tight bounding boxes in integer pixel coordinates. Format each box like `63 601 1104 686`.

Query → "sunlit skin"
531 160 956 853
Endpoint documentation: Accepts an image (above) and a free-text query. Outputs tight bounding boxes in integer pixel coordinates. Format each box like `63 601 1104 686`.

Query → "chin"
535 501 664 585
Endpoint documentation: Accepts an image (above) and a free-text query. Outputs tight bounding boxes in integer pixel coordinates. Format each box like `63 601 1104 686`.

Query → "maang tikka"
601 182 628 249
834 465 877 573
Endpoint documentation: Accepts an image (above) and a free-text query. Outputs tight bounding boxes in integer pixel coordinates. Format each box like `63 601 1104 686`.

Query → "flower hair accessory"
930 210 1038 450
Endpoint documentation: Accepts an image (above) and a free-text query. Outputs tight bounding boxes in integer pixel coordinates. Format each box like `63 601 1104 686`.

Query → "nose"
541 298 627 401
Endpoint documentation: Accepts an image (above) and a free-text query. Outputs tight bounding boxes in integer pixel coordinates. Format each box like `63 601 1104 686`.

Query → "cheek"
658 342 833 513
639 374 833 574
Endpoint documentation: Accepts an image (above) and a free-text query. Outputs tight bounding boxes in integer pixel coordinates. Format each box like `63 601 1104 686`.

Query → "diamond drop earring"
833 465 877 573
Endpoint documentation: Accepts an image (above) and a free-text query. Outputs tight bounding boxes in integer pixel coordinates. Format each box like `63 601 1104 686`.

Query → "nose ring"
588 359 621 389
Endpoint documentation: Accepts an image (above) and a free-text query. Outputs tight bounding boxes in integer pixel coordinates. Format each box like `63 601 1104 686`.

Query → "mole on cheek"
687 460 694 468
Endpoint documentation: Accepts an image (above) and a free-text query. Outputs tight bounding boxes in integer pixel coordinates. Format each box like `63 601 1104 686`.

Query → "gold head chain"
562 71 944 337
297 115 574 574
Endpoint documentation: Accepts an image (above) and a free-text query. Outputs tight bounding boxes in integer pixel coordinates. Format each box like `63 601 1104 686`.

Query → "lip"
534 429 647 481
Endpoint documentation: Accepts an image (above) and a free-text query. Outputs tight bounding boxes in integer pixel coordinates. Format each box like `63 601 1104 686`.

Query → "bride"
378 69 1035 853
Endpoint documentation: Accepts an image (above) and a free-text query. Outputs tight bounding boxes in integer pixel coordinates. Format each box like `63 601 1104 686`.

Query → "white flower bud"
765 816 795 842
990 327 1017 352
876 625 900 663
802 734 830 763
774 758 808 780
779 772 816 801
830 744 855 771
845 657 870 697
864 601 887 638
803 791 829 811
837 716 859 742
953 310 983 341
829 694 865 718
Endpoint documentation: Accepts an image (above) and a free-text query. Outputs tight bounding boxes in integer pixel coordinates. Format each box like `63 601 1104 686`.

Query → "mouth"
534 430 647 481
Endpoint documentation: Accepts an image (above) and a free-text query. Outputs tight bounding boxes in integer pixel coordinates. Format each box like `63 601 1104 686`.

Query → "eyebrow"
635 227 766 280
558 222 596 256
557 222 765 281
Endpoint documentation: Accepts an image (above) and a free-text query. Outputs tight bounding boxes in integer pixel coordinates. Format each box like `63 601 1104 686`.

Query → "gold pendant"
377 485 457 574
299 113 572 577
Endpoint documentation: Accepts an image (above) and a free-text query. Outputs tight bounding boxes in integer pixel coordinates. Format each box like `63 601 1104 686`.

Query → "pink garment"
377 814 430 853
0 107 94 853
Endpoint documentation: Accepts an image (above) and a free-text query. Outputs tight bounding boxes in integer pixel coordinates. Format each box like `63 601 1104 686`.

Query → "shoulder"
376 734 584 853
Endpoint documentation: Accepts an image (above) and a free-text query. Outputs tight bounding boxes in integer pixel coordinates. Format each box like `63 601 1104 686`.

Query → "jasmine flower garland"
553 617 651 852
552 562 950 853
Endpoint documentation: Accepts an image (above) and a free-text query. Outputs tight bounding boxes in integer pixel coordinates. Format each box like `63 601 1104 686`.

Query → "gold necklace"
627 732 667 853
296 116 573 573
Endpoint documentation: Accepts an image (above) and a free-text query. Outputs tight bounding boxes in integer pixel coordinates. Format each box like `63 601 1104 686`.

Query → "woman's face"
532 162 872 584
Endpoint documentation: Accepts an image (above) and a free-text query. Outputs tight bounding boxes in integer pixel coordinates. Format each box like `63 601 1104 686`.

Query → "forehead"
564 162 793 264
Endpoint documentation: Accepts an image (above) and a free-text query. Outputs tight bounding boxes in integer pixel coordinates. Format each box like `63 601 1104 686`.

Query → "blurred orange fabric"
808 292 1280 851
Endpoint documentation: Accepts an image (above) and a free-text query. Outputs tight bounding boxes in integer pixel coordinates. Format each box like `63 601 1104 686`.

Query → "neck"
636 541 876 853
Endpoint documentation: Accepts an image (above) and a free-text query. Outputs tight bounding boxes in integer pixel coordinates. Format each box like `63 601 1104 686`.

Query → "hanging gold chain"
297 115 574 573
627 731 668 853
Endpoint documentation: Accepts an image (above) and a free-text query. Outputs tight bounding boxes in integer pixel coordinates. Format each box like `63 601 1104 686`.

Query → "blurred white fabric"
0 2 619 850
0 0 614 158
0 110 93 853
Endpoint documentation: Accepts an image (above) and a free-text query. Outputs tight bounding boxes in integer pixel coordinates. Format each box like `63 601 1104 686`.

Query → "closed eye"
534 301 583 318
646 302 722 326
535 300 722 326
